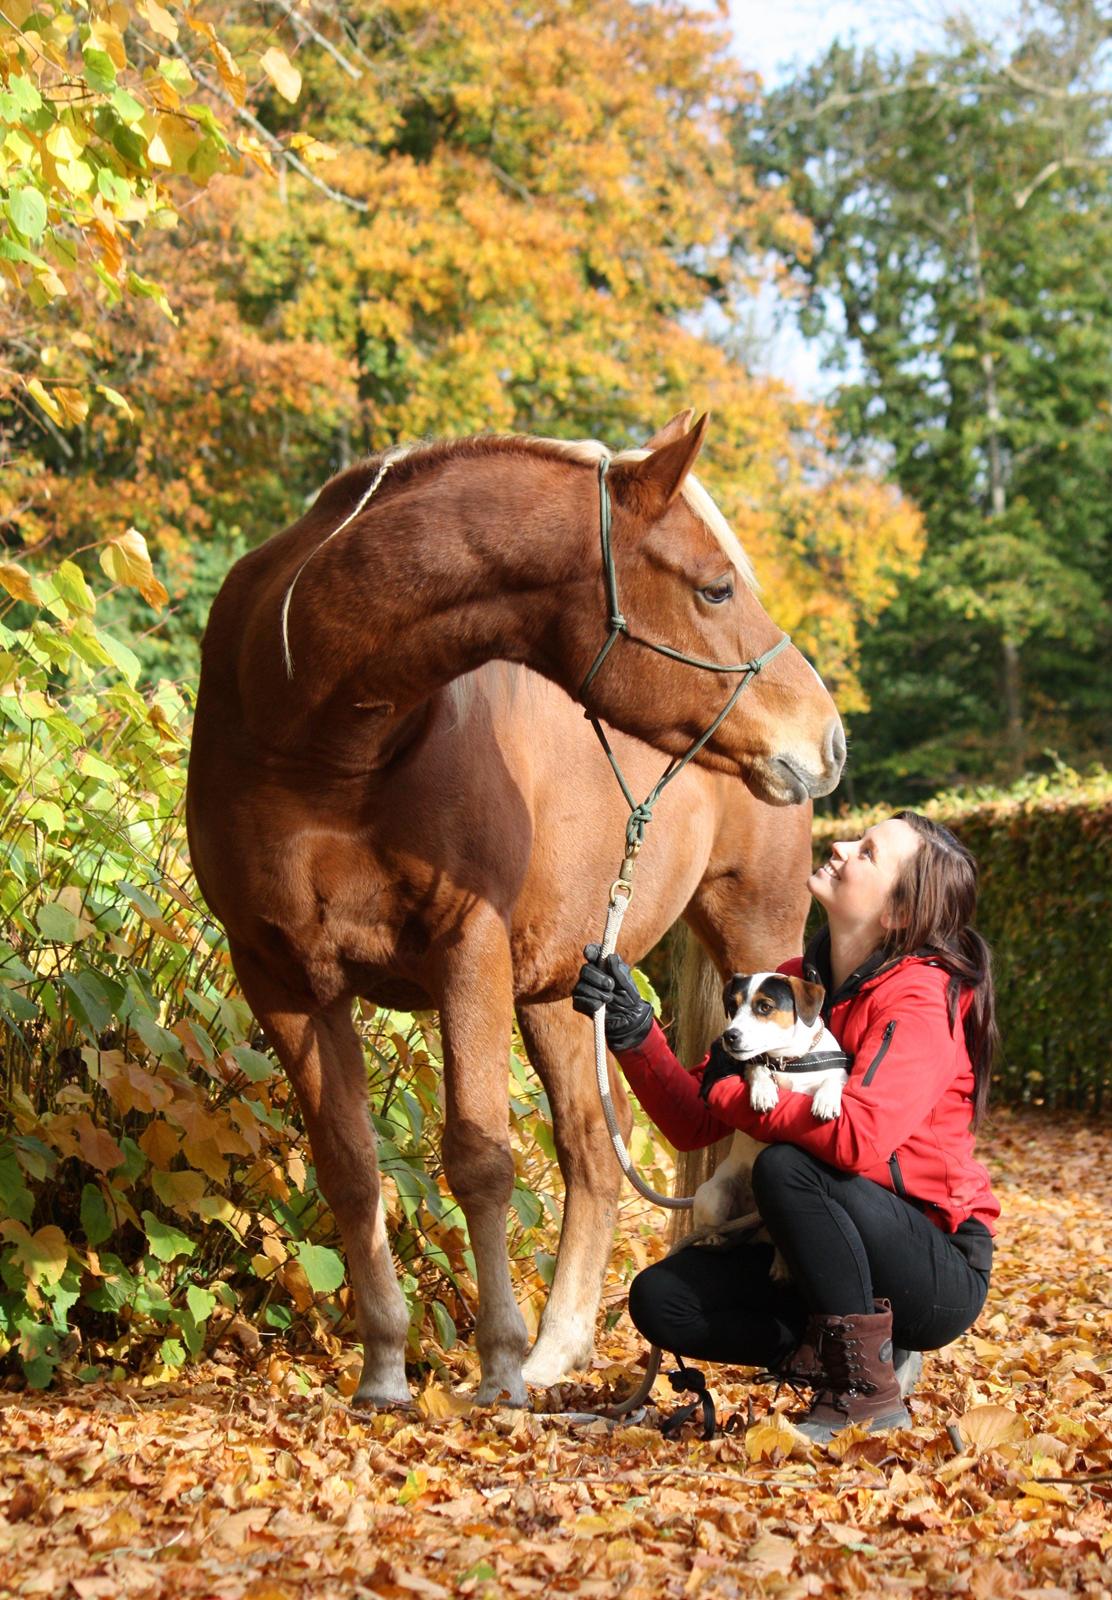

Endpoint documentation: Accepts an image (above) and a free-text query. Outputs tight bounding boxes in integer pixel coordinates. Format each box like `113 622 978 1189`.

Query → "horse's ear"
613 411 710 519
642 409 695 451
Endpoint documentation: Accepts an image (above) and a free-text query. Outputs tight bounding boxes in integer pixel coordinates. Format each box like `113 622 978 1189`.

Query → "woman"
572 812 999 1442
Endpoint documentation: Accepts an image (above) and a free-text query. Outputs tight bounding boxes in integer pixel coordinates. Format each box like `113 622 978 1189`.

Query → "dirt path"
1 1107 1109 1599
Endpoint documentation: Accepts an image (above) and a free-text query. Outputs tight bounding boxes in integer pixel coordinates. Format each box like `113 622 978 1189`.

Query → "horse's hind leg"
436 912 530 1405
229 944 412 1407
516 997 632 1386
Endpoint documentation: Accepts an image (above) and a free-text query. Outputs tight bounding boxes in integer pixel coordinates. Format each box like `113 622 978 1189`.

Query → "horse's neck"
240 453 594 758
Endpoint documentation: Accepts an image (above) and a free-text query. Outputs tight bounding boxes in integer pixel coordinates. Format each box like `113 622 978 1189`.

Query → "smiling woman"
573 810 1001 1442
810 818 924 990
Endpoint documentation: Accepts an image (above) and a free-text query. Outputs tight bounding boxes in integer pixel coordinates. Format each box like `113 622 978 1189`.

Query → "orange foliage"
3 0 921 706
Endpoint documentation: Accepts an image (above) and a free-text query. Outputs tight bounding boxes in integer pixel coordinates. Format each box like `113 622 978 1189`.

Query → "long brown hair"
882 811 997 1130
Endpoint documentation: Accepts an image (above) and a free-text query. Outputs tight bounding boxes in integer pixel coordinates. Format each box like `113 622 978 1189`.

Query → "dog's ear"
722 974 748 1018
790 977 826 1027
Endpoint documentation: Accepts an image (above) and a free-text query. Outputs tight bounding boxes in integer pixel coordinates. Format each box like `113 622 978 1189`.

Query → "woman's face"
809 818 922 934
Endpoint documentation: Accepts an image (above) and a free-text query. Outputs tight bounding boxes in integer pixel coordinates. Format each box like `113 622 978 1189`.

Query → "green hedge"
812 769 1112 1111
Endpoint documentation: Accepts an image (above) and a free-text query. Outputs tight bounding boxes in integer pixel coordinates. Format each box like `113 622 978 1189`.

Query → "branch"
175 45 370 215
764 77 1008 137
999 59 1111 103
266 0 363 81
1014 156 1112 209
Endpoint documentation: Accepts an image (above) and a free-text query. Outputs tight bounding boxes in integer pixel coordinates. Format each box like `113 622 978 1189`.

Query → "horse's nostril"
826 719 847 771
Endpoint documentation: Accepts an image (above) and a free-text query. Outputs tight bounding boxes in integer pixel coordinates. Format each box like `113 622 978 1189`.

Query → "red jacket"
616 952 1000 1237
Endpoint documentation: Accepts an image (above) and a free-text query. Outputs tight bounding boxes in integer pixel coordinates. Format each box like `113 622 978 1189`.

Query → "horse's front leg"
516 997 632 1386
436 912 530 1405
229 943 412 1407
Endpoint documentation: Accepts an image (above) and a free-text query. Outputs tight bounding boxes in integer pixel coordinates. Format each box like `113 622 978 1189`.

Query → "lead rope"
577 456 797 1433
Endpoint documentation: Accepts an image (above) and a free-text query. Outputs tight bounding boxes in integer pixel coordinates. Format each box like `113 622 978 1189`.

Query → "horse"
185 410 845 1406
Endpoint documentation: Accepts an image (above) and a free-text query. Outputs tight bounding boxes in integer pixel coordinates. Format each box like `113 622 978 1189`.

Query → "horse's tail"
668 921 735 1246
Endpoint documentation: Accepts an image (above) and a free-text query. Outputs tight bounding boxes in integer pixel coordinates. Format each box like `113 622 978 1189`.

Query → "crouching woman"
573 812 1000 1442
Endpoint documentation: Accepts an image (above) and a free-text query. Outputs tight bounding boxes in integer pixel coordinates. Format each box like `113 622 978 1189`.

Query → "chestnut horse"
186 411 845 1406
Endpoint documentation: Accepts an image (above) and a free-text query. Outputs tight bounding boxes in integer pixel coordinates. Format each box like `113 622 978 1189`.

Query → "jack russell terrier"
691 972 852 1277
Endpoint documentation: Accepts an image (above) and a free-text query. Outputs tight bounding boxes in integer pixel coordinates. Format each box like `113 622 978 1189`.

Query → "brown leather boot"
791 1299 911 1443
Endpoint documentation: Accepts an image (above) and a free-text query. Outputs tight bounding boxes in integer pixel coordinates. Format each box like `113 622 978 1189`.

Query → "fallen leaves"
0 1107 1109 1599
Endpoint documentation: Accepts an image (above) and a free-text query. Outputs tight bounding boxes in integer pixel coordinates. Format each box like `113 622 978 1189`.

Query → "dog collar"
750 1049 854 1075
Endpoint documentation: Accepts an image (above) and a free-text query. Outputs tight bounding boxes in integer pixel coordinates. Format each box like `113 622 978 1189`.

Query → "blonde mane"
283 427 757 677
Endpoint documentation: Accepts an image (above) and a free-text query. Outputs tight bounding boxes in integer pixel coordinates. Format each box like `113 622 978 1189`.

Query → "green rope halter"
579 457 790 857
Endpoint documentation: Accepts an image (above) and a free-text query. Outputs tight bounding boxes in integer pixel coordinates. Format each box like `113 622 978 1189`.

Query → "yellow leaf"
137 0 178 42
1018 1480 1072 1504
53 386 88 426
147 131 173 168
397 1467 427 1505
24 377 63 426
236 131 276 176
259 46 301 104
57 159 94 195
189 19 246 106
0 561 40 604
959 1404 1032 1450
46 124 83 161
415 1382 473 1420
99 527 168 609
289 133 338 164
151 1168 207 1209
1 1222 68 1285
744 1411 810 1463
96 384 134 421
88 19 128 71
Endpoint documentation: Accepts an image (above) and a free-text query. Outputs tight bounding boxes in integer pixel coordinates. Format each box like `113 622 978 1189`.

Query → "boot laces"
811 1324 878 1406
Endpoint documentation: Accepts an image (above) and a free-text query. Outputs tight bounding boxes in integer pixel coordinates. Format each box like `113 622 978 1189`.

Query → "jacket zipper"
889 1153 908 1198
861 1020 897 1087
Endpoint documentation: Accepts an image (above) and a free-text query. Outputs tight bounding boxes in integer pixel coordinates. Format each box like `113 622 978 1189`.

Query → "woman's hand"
571 945 655 1051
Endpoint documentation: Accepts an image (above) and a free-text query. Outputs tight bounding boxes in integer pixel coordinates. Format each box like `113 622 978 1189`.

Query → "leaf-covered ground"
1 1107 1109 1600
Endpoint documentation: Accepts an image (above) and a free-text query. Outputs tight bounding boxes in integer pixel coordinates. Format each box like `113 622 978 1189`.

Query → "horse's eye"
700 580 733 605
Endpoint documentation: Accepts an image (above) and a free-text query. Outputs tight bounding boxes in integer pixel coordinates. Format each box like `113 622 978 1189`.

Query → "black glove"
571 944 655 1052
698 1040 746 1103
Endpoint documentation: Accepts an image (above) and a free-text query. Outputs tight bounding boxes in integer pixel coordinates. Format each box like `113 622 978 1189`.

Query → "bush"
812 768 1112 1111
0 554 671 1390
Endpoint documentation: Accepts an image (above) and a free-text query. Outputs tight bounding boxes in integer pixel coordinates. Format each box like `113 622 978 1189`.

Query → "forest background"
0 0 1109 1394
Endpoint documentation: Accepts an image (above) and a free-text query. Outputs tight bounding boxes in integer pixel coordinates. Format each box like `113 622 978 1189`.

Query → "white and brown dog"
691 972 851 1273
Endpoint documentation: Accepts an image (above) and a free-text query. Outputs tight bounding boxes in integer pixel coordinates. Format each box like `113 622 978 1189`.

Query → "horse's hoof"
352 1379 415 1410
348 1395 417 1418
522 1347 591 1388
474 1379 528 1407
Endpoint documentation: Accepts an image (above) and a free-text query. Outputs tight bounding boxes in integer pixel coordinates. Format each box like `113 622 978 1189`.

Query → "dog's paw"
749 1081 780 1113
809 1086 842 1121
769 1251 792 1283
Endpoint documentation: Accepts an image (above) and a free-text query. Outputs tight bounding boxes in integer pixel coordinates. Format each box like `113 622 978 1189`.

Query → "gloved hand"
697 1040 745 1103
571 944 655 1052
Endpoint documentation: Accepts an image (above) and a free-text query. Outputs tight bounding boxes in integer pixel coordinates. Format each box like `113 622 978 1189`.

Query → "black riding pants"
628 1143 991 1369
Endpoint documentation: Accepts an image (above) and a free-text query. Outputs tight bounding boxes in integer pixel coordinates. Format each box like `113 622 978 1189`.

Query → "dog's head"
719 972 827 1061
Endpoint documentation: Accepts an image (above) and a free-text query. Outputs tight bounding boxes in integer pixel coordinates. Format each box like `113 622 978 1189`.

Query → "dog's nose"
722 1028 744 1051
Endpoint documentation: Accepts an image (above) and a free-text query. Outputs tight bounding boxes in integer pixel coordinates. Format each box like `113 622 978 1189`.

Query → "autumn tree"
2 0 922 706
743 0 1112 793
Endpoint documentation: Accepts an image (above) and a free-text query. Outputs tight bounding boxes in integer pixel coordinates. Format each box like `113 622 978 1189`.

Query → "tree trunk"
1001 637 1023 773
968 178 1019 762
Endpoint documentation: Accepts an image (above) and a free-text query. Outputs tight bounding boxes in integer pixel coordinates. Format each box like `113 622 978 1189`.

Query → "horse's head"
575 411 845 805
